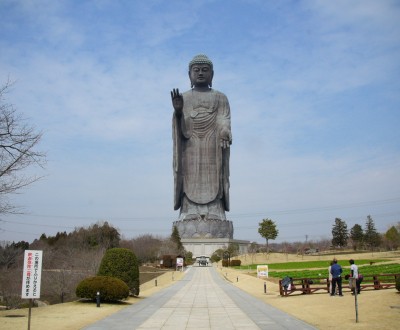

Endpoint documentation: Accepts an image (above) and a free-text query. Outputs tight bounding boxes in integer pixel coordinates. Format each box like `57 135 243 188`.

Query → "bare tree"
0 243 25 308
120 234 162 264
0 79 46 213
0 240 28 270
248 241 259 264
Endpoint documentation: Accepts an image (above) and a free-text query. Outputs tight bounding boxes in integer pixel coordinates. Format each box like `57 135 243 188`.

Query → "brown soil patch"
139 265 168 284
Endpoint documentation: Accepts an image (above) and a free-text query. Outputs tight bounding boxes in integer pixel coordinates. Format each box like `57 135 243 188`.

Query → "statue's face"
189 64 213 87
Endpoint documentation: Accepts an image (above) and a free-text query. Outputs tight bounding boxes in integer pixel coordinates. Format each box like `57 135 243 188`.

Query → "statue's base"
182 238 250 259
173 218 233 239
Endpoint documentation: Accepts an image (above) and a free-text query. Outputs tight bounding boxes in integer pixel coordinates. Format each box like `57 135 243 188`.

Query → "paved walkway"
83 267 316 330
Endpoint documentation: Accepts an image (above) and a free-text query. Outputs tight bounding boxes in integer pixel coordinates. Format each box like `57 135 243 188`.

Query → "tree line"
256 216 400 254
330 215 399 251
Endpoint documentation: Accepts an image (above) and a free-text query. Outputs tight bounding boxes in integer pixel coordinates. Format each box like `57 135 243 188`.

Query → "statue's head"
188 54 214 88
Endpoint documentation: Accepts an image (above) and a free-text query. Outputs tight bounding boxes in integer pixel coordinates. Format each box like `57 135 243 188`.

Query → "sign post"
21 250 43 330
350 277 359 323
257 265 269 278
176 257 184 271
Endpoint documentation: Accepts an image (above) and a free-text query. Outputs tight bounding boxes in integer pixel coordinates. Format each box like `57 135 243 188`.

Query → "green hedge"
98 248 140 296
76 276 129 302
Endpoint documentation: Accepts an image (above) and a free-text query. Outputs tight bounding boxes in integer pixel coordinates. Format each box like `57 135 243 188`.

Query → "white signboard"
21 250 43 299
257 265 269 278
176 257 184 267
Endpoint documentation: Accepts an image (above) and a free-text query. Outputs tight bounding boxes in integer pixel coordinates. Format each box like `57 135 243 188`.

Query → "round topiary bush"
395 276 400 292
76 276 129 302
97 248 140 296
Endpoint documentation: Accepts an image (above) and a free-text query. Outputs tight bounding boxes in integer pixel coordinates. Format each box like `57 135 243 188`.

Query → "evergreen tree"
364 215 381 250
171 226 184 253
97 248 140 296
258 218 279 252
331 218 348 248
185 251 193 264
350 224 364 250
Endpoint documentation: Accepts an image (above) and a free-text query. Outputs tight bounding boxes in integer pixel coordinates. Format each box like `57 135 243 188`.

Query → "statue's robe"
173 89 231 220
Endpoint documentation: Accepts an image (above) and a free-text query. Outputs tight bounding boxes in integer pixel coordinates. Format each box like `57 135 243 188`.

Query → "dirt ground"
1 251 399 329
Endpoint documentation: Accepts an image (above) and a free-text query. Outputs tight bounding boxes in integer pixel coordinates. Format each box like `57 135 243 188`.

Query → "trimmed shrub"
396 276 400 292
230 259 241 267
97 248 140 296
221 259 241 267
76 276 129 302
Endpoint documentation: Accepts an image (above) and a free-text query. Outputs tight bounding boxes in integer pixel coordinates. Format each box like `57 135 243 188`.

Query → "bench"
360 273 400 290
279 273 400 296
279 277 329 296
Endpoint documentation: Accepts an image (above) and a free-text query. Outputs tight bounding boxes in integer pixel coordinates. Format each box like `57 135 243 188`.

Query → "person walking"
330 259 343 296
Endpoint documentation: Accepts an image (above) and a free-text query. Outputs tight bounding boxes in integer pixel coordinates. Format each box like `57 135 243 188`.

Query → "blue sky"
1 0 399 244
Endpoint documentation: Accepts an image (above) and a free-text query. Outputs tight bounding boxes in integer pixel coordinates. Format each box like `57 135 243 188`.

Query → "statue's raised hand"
171 88 183 116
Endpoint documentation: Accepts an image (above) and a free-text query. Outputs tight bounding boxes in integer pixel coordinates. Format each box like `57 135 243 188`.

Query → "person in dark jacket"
330 259 343 296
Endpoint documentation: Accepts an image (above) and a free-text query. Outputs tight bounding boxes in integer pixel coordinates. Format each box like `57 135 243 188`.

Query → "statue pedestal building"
172 218 234 239
173 218 249 258
181 237 249 259
181 238 250 258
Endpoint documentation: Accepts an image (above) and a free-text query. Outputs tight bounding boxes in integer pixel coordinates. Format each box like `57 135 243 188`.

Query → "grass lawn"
236 259 385 270
234 260 400 279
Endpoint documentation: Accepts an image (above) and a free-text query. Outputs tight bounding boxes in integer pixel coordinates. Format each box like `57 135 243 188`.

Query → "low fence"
279 273 400 296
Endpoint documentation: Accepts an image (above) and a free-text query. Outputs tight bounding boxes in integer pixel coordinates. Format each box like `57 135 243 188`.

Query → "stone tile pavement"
83 266 316 330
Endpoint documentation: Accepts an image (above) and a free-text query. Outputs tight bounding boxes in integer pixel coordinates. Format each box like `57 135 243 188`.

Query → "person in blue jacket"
330 259 343 296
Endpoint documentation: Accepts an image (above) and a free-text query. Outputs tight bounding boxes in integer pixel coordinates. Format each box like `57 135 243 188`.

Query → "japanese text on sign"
21 250 43 299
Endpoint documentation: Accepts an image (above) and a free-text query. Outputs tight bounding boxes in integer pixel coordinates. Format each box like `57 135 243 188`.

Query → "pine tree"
171 225 184 253
364 215 381 250
331 218 348 248
350 224 364 250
